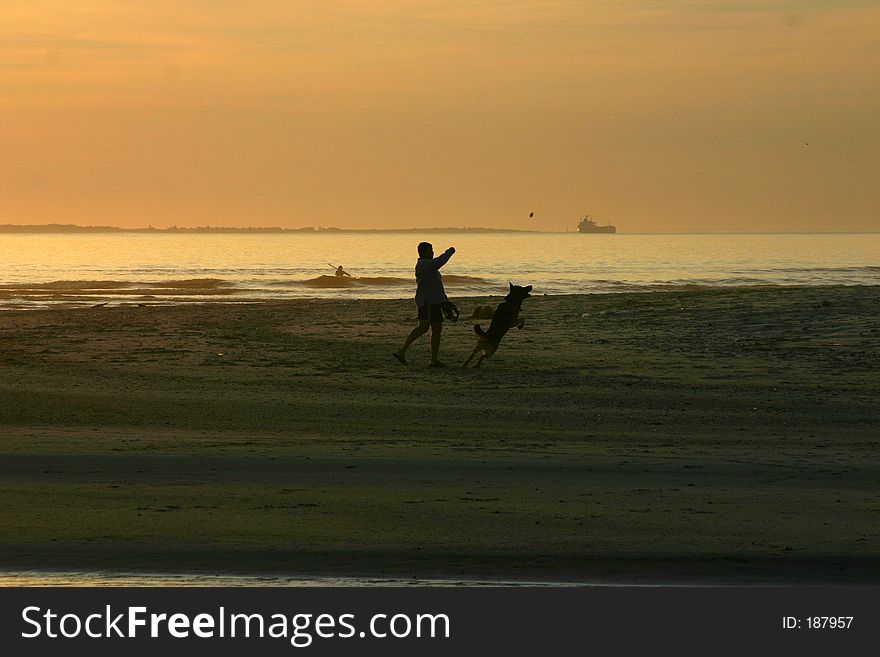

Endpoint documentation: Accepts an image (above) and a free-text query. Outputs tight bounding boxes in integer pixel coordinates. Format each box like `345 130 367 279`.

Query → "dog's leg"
475 354 487 368
463 348 478 367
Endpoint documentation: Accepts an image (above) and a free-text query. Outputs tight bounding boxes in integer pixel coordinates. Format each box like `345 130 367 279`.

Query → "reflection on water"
0 571 579 587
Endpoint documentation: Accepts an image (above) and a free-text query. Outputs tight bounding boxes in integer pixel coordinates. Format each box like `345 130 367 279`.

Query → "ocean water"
0 232 877 309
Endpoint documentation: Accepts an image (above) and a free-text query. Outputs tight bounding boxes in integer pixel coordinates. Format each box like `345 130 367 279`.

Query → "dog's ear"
525 285 533 293
508 282 513 290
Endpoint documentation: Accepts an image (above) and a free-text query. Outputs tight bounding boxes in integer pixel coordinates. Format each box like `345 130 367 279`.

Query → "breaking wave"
441 275 490 285
2 278 232 292
299 275 410 288
0 278 240 307
298 274 491 289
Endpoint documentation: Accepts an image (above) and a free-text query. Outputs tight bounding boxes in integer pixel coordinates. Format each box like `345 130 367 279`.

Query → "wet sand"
0 286 878 584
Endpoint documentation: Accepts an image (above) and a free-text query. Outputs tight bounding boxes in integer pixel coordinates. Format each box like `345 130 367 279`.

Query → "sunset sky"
2 1 878 232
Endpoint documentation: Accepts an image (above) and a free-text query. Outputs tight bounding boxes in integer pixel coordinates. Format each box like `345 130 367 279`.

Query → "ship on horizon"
578 215 616 233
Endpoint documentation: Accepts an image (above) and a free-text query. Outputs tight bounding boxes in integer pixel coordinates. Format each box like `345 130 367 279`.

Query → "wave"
299 275 410 289
3 280 135 290
593 283 770 293
769 265 880 274
0 278 238 299
442 274 492 285
297 274 492 289
2 278 232 291
151 278 233 289
567 280 871 294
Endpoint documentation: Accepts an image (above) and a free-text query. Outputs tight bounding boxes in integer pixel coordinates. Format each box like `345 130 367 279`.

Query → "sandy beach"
1 286 878 584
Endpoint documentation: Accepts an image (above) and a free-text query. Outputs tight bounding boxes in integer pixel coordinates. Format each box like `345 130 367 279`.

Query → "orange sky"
2 1 878 232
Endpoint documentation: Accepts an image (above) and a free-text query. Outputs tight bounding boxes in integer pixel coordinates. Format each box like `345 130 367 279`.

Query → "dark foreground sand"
1 286 878 584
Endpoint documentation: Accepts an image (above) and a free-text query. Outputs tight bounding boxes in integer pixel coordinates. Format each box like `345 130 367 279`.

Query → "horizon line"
0 223 876 236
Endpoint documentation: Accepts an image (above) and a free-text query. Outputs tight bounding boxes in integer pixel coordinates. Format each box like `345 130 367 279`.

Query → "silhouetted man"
393 242 455 367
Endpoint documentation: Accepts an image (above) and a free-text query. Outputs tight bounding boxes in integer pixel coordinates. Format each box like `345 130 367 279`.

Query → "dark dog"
463 283 532 367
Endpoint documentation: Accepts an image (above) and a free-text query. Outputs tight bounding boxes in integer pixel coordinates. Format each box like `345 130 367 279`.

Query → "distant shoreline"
0 224 541 235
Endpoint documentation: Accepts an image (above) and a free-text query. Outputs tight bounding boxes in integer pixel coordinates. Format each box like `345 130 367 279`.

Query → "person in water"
334 265 351 277
393 242 455 367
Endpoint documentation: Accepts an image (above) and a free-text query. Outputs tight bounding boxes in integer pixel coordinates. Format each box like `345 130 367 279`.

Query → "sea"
0 231 878 310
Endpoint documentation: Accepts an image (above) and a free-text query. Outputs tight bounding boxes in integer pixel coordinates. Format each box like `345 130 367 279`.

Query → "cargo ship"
578 215 616 233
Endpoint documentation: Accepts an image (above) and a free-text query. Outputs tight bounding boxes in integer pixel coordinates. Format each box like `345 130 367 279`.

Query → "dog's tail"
473 324 486 337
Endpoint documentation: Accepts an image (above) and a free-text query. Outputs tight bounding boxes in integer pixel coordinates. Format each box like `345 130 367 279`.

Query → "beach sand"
1 286 878 584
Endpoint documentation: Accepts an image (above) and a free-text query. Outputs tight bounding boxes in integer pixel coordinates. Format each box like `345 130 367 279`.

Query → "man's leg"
394 320 430 364
429 320 443 365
